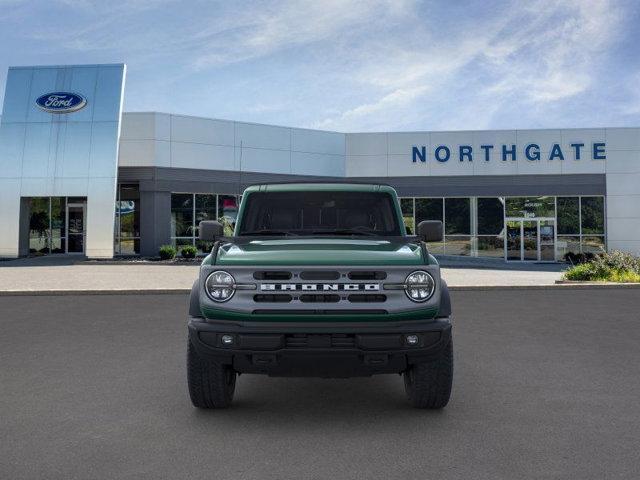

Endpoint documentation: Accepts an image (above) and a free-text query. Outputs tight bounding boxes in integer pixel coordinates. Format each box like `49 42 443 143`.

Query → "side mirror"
199 220 224 242
417 220 443 242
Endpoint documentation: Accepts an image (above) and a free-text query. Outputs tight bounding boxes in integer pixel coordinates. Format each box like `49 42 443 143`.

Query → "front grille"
348 271 387 280
253 294 292 303
253 271 292 280
285 334 356 348
348 294 386 303
250 268 392 308
299 294 340 303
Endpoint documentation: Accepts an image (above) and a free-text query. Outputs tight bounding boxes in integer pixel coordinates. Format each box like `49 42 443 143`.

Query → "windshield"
237 191 402 237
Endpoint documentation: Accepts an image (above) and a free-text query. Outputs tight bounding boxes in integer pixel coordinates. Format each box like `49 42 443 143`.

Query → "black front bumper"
188 316 452 378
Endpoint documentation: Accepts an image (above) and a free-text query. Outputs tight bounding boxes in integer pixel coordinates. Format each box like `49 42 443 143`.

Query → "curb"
2 283 640 296
452 283 640 291
0 288 191 296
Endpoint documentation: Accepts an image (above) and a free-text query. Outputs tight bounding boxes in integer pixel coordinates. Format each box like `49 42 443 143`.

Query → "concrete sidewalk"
0 256 566 294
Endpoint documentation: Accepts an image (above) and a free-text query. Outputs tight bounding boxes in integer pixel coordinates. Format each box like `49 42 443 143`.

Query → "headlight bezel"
404 270 436 302
204 270 236 302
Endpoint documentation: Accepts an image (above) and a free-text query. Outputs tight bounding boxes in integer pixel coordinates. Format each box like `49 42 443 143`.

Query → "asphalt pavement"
1 289 639 480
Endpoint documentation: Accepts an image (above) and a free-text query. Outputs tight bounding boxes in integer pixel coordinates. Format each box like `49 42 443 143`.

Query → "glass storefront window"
400 198 414 234
388 194 605 261
477 235 504 258
557 197 579 235
582 236 606 254
581 197 605 234
415 198 443 224
505 196 555 218
427 241 444 255
170 193 241 253
29 198 50 254
218 195 239 236
26 196 84 255
171 193 194 238
195 194 217 238
445 198 470 235
444 235 471 256
477 198 504 235
557 236 581 258
114 184 140 255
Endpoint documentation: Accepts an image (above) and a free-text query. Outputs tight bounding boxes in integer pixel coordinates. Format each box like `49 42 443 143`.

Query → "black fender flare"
189 279 202 318
437 279 451 318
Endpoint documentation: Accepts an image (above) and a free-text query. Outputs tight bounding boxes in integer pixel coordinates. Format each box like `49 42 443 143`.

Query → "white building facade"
1 64 639 261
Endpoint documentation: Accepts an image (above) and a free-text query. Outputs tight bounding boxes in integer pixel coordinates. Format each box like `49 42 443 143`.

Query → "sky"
0 0 639 132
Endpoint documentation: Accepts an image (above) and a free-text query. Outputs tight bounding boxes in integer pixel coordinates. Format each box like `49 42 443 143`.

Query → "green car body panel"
197 183 443 322
214 239 426 267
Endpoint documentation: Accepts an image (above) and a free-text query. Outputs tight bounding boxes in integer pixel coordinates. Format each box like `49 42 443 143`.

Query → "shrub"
563 252 595 265
159 245 177 260
564 263 597 281
180 245 198 258
594 250 640 273
563 250 640 282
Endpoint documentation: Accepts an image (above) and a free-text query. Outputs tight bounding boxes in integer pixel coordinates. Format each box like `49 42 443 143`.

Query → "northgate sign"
412 142 606 163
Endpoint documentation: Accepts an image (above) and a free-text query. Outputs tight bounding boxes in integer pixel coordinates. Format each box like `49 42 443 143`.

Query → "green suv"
187 183 453 408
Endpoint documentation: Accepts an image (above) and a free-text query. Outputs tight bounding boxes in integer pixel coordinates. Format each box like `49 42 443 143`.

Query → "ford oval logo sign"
35 92 87 114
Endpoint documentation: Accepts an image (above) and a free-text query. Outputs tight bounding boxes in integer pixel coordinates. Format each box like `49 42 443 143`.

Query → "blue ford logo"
35 92 87 114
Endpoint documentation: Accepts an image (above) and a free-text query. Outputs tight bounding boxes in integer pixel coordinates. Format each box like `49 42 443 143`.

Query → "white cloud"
1 0 631 130
314 0 625 130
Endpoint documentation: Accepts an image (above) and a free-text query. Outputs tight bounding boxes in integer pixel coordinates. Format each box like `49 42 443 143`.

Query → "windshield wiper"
240 229 299 236
310 228 377 237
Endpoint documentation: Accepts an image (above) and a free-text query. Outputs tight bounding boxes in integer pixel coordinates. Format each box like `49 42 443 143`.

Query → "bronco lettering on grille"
260 283 379 291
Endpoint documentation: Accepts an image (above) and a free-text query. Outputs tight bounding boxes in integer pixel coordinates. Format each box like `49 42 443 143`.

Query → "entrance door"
505 218 556 261
539 220 555 261
66 203 86 254
522 220 538 261
506 220 522 261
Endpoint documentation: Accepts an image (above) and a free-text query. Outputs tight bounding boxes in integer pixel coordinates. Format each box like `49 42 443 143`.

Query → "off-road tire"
187 340 236 408
403 339 453 409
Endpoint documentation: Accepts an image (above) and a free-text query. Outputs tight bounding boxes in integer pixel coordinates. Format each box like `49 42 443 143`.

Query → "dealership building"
1 63 639 262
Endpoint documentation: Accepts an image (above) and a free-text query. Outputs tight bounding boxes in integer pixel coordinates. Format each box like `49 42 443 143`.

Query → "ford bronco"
187 183 453 408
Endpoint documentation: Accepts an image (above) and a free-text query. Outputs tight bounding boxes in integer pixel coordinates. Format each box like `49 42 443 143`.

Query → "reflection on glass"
557 197 579 234
51 197 65 239
114 184 140 255
29 197 50 254
218 195 239 236
540 220 555 261
445 198 470 235
557 236 581 259
171 194 193 237
506 196 555 218
195 194 216 237
50 234 65 254
196 239 214 254
582 236 606 254
506 220 521 260
67 205 85 253
400 198 414 234
119 185 140 239
415 198 443 224
173 237 193 248
119 239 139 255
523 221 538 260
478 198 504 235
444 235 471 256
581 197 605 234
426 241 444 255
477 236 504 258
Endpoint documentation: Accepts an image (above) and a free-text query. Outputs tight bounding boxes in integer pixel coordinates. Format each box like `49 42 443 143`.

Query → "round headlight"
405 270 435 302
205 270 236 302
